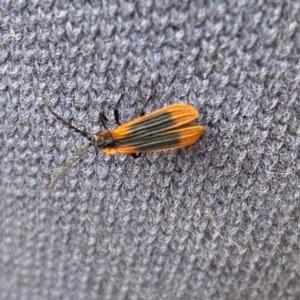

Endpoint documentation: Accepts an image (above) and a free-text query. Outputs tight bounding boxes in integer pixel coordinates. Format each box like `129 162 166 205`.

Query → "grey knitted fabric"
1 0 300 299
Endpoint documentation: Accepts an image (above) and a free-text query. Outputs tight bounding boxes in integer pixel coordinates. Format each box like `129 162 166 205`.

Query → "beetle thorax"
92 134 114 147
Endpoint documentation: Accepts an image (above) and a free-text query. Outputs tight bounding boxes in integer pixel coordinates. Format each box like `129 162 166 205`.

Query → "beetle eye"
88 135 94 143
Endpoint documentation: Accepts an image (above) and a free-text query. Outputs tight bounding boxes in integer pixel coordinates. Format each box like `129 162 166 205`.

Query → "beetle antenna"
46 144 90 196
43 100 90 139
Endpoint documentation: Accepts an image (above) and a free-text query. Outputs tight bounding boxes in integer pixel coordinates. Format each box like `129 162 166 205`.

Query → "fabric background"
1 0 300 299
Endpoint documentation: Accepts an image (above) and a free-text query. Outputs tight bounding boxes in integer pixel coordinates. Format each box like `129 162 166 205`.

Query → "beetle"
43 82 204 194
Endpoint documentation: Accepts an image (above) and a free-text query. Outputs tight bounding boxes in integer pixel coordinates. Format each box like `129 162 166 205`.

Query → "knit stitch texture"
1 0 300 299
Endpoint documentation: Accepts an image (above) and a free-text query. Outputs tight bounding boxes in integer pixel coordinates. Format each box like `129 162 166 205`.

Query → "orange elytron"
95 103 203 155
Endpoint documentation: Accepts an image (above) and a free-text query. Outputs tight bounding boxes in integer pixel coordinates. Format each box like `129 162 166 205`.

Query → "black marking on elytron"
118 131 180 152
94 111 176 151
125 111 176 138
